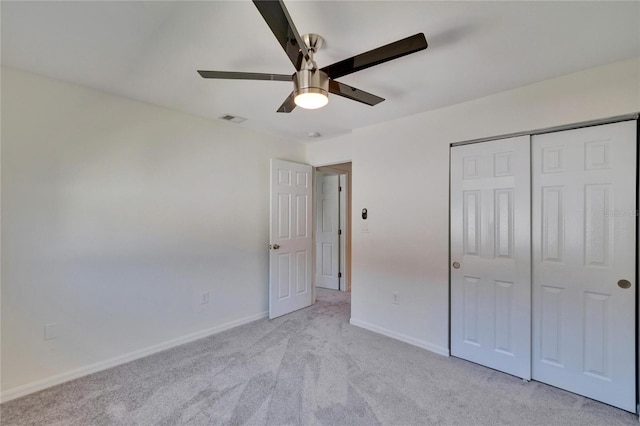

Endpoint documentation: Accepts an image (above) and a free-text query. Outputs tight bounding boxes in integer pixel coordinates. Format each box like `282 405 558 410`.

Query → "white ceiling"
2 1 639 142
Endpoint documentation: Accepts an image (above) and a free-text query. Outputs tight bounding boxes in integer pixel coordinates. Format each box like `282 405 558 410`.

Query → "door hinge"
338 229 342 235
339 186 342 192
338 272 342 278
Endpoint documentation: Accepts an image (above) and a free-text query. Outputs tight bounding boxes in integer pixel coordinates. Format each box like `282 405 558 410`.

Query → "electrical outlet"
201 291 210 304
44 323 58 340
392 293 399 305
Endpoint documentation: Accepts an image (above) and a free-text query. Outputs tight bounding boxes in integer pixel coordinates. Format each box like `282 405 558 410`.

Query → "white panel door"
315 174 340 290
532 121 636 411
339 174 348 292
451 136 531 379
269 159 313 319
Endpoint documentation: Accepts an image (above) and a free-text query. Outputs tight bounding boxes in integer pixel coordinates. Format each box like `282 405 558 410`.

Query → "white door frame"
314 163 352 292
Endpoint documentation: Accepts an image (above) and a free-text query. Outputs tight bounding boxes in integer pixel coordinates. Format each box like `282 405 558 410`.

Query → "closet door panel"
451 136 531 379
532 121 636 412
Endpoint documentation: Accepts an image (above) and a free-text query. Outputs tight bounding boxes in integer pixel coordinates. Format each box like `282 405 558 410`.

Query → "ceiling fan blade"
197 70 292 82
252 0 309 70
329 80 384 106
277 92 297 113
321 33 428 80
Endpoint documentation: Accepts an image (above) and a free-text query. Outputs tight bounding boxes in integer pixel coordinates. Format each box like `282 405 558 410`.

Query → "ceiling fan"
197 0 428 113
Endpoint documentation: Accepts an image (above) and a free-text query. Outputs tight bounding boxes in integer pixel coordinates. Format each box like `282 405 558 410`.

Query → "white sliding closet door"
451 136 531 379
532 121 636 412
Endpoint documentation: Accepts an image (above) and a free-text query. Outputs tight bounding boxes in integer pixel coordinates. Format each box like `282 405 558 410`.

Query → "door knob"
452 261 461 269
270 244 280 250
618 279 631 289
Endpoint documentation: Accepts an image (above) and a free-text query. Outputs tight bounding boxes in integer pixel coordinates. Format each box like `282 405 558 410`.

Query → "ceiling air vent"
219 114 247 124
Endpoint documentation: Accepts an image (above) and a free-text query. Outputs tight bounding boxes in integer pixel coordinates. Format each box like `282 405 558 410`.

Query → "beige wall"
2 57 638 401
1 67 305 399
306 58 640 354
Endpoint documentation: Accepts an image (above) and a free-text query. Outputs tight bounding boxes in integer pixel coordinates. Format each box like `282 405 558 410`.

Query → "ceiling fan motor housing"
293 69 329 107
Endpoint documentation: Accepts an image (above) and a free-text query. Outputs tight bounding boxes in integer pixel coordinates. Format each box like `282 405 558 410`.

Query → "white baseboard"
1 311 268 403
349 318 450 357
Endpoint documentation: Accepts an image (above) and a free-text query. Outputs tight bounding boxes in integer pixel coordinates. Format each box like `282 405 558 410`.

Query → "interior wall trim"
450 113 640 147
350 318 450 357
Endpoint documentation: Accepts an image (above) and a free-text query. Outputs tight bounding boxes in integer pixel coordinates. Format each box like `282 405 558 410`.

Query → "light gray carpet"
1 288 637 425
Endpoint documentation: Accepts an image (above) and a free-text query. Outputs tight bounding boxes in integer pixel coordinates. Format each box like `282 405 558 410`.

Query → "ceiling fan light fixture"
294 90 328 109
293 69 329 109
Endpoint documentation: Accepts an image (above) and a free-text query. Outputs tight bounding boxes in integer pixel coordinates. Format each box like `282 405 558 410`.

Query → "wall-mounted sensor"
362 208 368 220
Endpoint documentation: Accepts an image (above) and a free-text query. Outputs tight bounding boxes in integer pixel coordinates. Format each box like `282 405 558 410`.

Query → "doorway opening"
314 162 352 293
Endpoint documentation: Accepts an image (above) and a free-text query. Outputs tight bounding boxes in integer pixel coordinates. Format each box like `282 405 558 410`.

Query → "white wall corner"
349 317 450 357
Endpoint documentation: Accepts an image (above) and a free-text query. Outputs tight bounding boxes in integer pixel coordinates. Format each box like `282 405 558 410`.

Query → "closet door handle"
618 279 631 289
452 261 461 269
